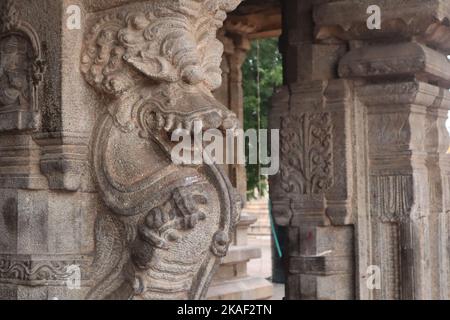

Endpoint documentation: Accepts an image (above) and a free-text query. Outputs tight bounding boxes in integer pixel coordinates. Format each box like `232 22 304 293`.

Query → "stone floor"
247 235 285 300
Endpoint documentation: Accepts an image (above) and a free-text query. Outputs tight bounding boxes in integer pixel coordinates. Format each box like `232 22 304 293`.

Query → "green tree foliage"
242 38 282 198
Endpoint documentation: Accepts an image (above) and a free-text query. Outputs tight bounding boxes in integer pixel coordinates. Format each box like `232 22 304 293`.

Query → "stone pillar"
325 0 450 299
0 0 243 300
316 0 450 300
270 0 354 300
0 0 95 300
271 0 450 300
207 31 273 300
215 32 249 202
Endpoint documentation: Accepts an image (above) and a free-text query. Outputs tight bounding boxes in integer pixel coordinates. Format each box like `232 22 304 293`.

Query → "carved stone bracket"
33 131 90 191
339 42 450 89
314 0 450 53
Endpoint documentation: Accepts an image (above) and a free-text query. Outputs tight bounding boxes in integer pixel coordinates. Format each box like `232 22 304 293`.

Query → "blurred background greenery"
242 38 283 199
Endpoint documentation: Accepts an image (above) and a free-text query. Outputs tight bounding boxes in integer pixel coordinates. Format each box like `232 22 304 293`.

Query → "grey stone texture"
2 0 450 301
0 0 243 300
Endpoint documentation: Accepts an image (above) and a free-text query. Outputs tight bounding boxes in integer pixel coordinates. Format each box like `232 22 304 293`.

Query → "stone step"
243 204 269 210
237 213 257 227
245 201 269 207
244 212 267 216
242 200 271 238
247 214 269 220
249 226 272 236
222 245 262 265
242 209 269 215
250 221 271 228
207 277 273 300
250 224 271 229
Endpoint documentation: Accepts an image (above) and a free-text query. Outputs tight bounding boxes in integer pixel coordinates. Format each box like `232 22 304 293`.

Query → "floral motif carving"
280 112 333 195
0 257 86 283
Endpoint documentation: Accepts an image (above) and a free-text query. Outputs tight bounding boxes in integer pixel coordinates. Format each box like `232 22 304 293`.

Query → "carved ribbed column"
0 0 242 300
271 0 450 300
314 0 450 299
354 81 440 299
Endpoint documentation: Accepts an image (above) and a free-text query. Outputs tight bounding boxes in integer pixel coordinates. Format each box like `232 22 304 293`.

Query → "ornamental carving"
81 0 242 300
0 0 45 131
279 112 333 195
0 256 87 283
370 175 414 223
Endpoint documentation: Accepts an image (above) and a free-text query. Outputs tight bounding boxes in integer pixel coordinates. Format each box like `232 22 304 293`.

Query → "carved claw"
138 224 169 250
134 185 208 254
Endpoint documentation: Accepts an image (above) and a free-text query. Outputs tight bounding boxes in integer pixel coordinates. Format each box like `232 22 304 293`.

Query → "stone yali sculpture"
80 0 242 300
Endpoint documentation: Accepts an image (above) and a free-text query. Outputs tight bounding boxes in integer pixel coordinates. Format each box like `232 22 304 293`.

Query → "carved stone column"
207 31 273 300
216 31 249 202
270 0 450 300
316 0 450 300
0 0 242 300
270 0 354 300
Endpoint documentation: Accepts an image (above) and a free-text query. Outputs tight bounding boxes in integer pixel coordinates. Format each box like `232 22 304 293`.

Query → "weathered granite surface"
0 0 242 300
2 0 450 301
